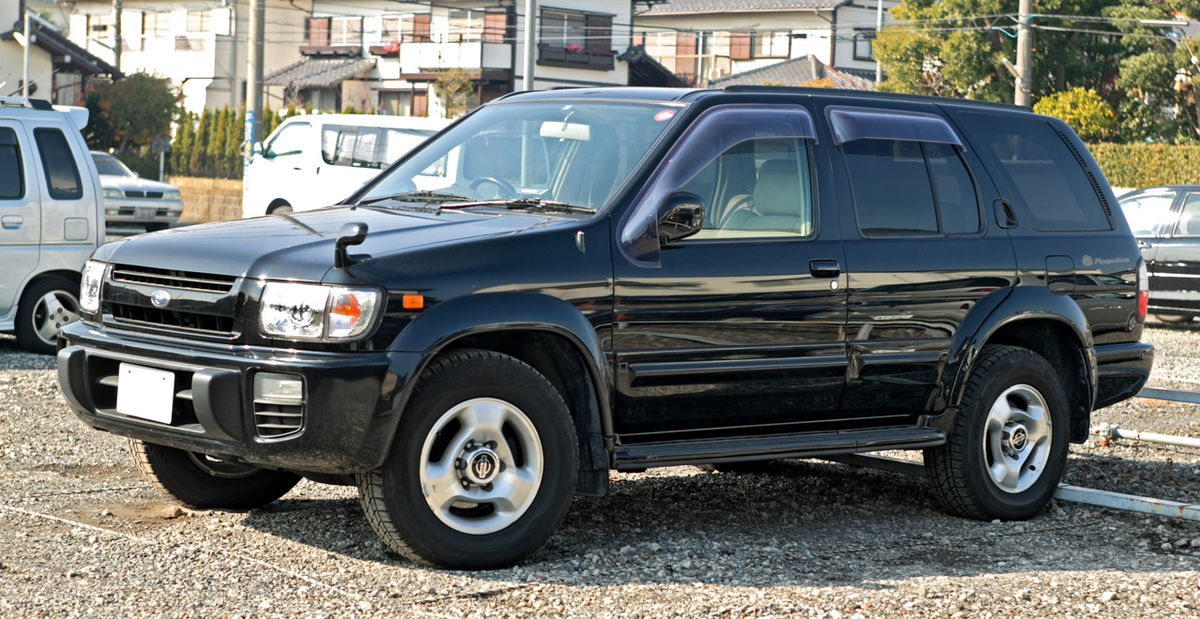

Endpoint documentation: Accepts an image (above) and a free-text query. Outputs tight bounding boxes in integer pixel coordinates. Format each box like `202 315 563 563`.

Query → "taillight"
1137 260 1149 320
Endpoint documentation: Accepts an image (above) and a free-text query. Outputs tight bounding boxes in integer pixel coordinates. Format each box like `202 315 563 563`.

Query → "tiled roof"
264 57 376 88
709 55 874 90
641 0 847 15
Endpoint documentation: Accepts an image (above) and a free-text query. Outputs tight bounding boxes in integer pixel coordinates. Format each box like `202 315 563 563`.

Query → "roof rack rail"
0 97 54 110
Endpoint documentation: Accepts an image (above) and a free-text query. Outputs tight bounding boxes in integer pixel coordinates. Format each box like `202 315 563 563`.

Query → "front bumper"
103 198 183 226
1093 341 1154 410
57 321 420 474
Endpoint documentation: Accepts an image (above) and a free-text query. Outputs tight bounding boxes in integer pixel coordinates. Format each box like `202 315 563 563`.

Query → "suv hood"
94 206 569 281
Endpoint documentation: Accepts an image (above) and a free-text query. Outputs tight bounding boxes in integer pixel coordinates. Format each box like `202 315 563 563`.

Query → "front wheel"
358 350 578 569
129 440 301 509
925 345 1069 521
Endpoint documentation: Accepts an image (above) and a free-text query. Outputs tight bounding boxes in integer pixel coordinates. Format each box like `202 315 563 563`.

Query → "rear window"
34 127 83 200
320 125 435 169
955 112 1111 232
0 128 22 199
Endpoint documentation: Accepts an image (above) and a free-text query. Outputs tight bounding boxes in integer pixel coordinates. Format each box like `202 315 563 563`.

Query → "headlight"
259 282 381 340
80 260 108 312
103 187 123 199
163 188 182 199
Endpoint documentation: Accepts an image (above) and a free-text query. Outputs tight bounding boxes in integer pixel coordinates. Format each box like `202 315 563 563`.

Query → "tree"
433 68 475 118
1032 87 1117 140
87 73 178 154
875 0 1149 103
190 109 212 176
170 112 196 176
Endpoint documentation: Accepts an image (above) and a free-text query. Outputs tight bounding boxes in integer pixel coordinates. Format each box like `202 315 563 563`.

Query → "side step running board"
612 426 945 471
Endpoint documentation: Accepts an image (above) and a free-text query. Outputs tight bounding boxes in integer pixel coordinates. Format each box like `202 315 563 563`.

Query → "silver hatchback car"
91 151 183 232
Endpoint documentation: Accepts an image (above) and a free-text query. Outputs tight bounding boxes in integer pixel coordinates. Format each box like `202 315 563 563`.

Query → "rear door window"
0 127 23 199
34 127 82 200
842 139 980 236
1119 191 1177 236
954 112 1112 232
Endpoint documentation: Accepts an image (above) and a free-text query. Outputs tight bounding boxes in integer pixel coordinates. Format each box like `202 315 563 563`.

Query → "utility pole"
874 0 884 84
1014 0 1033 107
521 0 535 90
21 8 29 96
244 0 265 163
113 0 122 76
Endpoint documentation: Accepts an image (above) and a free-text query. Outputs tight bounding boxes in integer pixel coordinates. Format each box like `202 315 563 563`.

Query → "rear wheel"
358 350 578 569
1153 313 1193 324
130 439 300 509
925 345 1069 520
15 276 81 355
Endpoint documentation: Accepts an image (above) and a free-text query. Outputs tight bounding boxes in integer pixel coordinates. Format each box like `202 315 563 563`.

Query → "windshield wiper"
444 198 596 214
354 190 473 207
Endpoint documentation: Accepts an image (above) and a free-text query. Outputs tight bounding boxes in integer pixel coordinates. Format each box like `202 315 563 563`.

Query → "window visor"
827 106 962 147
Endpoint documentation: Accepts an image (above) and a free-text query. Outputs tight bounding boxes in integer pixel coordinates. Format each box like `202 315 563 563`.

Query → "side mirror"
253 142 266 158
658 192 705 244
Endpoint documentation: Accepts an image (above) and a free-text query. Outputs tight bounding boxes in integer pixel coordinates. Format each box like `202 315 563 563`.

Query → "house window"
542 9 587 51
143 11 170 38
756 31 790 59
413 14 432 43
307 17 330 47
538 9 613 70
382 16 414 43
448 10 483 43
330 17 362 46
187 10 210 33
854 29 875 61
379 91 413 116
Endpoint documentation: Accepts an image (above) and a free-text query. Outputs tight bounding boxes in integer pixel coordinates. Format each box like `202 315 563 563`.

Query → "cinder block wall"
169 177 243 223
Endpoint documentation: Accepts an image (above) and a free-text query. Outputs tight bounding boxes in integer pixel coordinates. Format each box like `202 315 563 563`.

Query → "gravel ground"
1 324 1198 617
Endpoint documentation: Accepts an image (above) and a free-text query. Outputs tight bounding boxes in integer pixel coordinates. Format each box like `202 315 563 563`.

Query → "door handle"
1137 239 1152 250
809 259 840 278
1 215 22 229
993 198 1017 229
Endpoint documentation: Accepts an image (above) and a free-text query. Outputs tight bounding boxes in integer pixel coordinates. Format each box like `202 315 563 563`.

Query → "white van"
0 97 102 354
242 114 450 217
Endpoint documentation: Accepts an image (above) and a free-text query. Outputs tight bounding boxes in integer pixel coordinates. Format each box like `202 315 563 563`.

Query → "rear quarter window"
34 127 83 200
0 128 23 199
955 112 1111 232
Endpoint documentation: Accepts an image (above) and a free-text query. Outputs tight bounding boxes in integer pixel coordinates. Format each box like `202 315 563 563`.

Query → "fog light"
254 373 303 403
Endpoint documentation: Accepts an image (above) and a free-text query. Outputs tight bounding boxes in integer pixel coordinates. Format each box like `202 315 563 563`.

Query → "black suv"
57 87 1153 569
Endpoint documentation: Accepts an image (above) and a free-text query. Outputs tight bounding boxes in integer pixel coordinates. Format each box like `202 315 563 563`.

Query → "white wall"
0 40 54 98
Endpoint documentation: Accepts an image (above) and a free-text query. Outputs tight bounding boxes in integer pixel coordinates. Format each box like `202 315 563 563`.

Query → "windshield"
92 153 135 177
360 100 684 211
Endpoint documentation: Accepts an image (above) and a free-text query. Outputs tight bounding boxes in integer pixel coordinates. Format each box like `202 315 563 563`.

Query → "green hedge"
1087 143 1200 188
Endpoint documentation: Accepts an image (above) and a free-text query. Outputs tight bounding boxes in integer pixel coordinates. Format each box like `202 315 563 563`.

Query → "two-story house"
2 1 117 105
632 0 896 86
266 0 632 116
67 0 312 114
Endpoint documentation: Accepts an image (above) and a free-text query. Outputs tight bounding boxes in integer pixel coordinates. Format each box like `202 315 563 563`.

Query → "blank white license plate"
134 206 156 219
116 363 175 424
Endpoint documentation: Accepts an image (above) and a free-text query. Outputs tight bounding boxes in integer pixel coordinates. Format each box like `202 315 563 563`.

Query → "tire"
129 439 301 509
358 349 578 569
15 276 81 355
925 345 1069 521
1153 313 1193 324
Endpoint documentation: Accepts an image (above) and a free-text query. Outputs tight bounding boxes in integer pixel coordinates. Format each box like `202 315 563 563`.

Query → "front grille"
123 190 165 199
111 265 237 293
111 302 234 334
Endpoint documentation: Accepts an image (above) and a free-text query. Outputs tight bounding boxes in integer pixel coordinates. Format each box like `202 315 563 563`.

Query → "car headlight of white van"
80 260 109 313
103 187 123 199
163 188 182 200
259 283 381 340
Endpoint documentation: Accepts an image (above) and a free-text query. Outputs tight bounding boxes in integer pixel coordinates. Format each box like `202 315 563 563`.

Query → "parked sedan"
1118 185 1200 322
92 151 183 232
